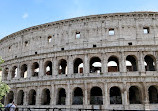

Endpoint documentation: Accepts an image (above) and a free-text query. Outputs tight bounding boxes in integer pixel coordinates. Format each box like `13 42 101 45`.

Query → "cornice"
0 11 158 43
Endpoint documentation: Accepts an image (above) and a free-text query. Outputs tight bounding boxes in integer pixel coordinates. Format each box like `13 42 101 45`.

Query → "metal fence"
0 108 154 111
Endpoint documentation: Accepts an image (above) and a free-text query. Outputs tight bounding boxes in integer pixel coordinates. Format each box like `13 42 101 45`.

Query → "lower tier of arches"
4 81 158 110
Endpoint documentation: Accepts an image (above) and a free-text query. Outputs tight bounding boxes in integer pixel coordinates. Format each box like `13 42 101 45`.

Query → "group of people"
4 102 17 111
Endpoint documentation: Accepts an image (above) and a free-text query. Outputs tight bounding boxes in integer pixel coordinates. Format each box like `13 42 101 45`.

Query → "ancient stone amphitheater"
1 11 158 110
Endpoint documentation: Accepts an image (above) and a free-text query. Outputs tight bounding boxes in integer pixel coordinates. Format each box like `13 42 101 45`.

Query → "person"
5 102 16 111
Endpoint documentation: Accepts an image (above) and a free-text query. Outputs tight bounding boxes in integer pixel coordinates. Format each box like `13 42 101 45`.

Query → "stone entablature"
1 12 158 110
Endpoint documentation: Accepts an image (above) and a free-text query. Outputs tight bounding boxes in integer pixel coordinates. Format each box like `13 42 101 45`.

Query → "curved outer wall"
1 12 158 110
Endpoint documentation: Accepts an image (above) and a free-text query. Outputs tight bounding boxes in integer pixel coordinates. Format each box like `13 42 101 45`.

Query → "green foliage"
0 57 4 71
0 82 10 107
0 57 10 107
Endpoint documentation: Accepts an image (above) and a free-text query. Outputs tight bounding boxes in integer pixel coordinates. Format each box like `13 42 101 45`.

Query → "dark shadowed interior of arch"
74 58 83 73
72 87 83 105
45 61 52 75
28 90 36 105
21 64 27 78
108 56 119 72
11 66 17 78
17 90 24 105
4 68 9 80
148 86 158 103
7 91 14 104
41 89 51 105
57 88 66 105
110 87 122 104
129 86 141 104
90 87 103 105
58 59 67 74
90 57 101 73
32 62 39 77
144 55 156 71
126 55 137 71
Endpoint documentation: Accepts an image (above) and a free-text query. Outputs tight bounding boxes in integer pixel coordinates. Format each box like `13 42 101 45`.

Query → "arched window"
144 55 156 71
17 90 24 105
32 62 39 77
90 57 101 73
148 86 158 103
90 87 103 105
3 68 9 80
58 59 67 74
11 66 17 78
21 64 27 78
129 86 142 104
6 91 14 104
41 88 51 105
45 61 52 75
126 55 138 71
57 88 66 105
28 89 36 105
72 87 83 105
74 58 83 74
110 86 122 104
108 56 119 72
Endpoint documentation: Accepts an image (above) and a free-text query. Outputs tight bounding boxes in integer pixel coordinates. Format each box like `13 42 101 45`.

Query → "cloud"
22 13 29 19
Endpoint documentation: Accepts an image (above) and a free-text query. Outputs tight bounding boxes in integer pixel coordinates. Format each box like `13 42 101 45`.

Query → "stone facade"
1 12 158 110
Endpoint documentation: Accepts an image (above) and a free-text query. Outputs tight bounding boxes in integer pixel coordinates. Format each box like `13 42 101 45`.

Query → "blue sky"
0 0 158 39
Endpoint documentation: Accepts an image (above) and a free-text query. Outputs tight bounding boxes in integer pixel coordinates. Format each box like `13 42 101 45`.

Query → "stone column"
101 53 107 74
143 82 150 110
39 59 44 77
7 67 12 80
68 56 73 75
36 87 42 106
53 57 57 76
120 52 126 73
84 82 89 108
104 83 108 108
13 89 17 104
123 83 129 110
50 84 55 105
67 83 71 106
2 67 5 81
84 54 89 74
23 88 28 106
138 51 145 74
27 63 32 78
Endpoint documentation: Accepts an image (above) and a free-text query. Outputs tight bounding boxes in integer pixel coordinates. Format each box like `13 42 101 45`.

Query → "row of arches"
3 54 156 79
6 85 158 106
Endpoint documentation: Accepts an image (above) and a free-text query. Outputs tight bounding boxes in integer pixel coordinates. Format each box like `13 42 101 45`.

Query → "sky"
0 0 158 39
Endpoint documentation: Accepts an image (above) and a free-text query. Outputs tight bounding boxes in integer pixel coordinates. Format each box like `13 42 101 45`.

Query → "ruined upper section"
1 11 158 61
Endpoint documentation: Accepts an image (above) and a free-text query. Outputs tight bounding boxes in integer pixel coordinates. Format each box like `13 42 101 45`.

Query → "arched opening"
32 62 39 77
144 55 156 71
90 87 103 105
110 86 122 104
57 88 66 105
45 61 52 75
21 64 27 78
7 91 14 104
41 88 51 105
11 66 17 78
74 58 83 74
90 57 102 73
28 89 36 105
58 59 67 74
148 86 158 103
126 55 138 71
17 90 24 105
72 87 83 105
3 68 9 80
129 86 142 104
108 56 119 72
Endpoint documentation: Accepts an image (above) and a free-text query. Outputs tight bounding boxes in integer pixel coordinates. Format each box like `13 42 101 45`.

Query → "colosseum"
1 11 158 110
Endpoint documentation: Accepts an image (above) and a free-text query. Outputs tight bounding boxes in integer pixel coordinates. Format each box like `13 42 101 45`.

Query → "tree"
0 57 10 107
